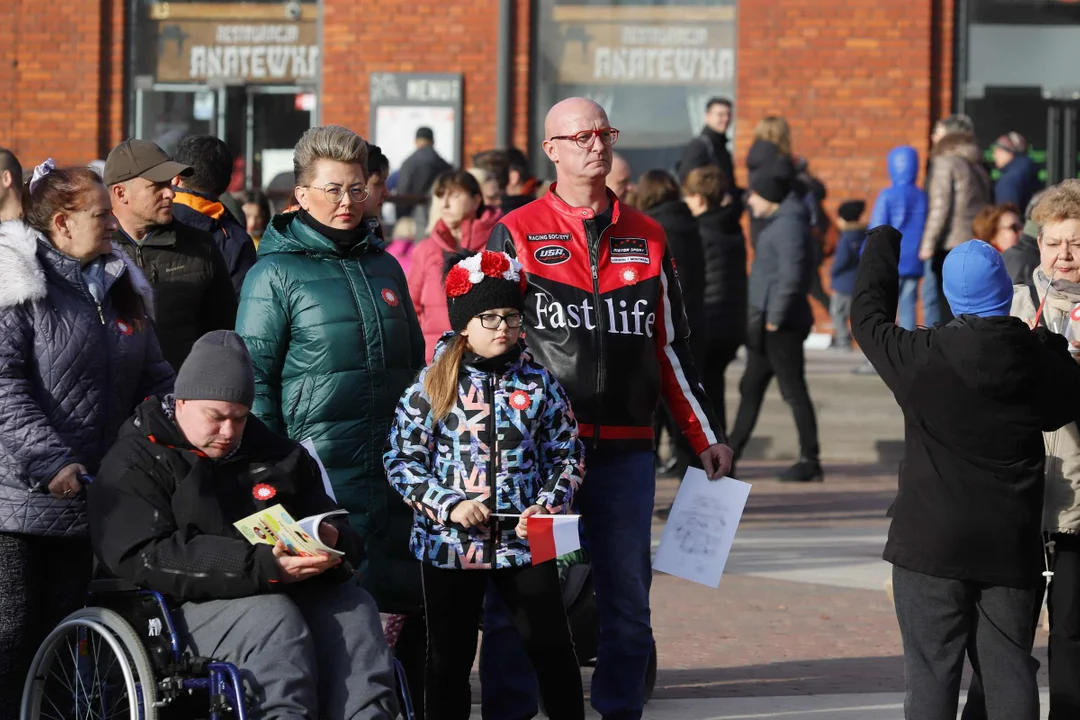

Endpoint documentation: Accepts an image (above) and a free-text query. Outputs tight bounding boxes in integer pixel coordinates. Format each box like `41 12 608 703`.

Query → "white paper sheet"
300 438 336 502
653 468 751 588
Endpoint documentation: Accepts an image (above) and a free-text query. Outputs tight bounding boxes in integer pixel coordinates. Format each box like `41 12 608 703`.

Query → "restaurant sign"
156 20 318 84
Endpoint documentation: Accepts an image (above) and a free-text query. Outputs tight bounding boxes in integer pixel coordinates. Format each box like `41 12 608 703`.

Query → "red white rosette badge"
509 390 532 411
381 288 400 307
1071 304 1080 324
619 268 639 286
116 319 134 336
253 483 276 501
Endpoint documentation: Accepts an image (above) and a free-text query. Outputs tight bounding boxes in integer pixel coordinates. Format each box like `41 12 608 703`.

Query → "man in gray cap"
88 330 400 720
106 139 238 371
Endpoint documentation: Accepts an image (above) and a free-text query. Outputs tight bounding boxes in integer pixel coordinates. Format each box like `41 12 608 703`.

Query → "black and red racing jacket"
487 186 724 454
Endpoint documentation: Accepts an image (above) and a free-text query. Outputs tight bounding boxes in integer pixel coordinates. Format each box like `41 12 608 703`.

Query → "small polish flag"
528 515 581 565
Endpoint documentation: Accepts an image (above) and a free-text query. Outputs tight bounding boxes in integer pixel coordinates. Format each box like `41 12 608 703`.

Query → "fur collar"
0 220 156 318
932 132 981 163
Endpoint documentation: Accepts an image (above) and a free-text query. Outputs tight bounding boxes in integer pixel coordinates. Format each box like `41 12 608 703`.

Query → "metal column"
495 0 514 149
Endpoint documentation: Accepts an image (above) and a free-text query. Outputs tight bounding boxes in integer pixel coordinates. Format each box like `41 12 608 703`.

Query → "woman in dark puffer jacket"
0 163 174 711
683 165 747 434
636 170 707 476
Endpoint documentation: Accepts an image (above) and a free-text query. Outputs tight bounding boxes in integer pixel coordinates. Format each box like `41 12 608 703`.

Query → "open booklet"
234 504 346 558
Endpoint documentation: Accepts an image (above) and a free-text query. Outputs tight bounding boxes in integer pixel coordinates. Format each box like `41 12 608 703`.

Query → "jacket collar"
114 221 179 249
135 395 290 464
543 184 623 224
173 189 227 221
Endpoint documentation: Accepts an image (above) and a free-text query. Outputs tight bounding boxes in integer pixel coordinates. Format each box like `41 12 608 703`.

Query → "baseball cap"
103 139 193 186
993 131 1027 155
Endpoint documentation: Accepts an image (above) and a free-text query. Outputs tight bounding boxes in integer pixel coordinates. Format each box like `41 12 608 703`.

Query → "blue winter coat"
994 153 1042 213
384 336 584 570
829 229 865 296
870 146 928 279
0 221 175 538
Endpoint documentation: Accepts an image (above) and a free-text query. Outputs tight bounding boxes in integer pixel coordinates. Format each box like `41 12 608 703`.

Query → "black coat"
677 128 735 189
746 193 814 346
851 226 1080 588
697 204 747 351
1003 233 1041 286
172 189 258 297
645 200 708 366
113 222 238 371
397 145 453 215
89 397 363 602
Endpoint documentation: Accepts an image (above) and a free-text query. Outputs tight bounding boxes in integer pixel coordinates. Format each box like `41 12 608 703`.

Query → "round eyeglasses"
548 127 620 149
301 184 370 205
475 312 524 330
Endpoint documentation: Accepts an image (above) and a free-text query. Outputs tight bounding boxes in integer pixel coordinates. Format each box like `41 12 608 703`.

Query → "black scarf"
463 344 522 374
298 208 368 251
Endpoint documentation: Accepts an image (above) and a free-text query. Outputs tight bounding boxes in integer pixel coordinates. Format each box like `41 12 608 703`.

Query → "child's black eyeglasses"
475 312 524 330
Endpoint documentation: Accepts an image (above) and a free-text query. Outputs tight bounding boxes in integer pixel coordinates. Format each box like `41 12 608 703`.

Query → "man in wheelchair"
86 331 400 720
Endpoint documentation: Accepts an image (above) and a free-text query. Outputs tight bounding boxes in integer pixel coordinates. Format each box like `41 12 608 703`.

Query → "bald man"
606 152 633 201
484 97 731 720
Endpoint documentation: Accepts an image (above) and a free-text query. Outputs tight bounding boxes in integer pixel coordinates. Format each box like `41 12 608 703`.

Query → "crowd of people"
0 86 1075 720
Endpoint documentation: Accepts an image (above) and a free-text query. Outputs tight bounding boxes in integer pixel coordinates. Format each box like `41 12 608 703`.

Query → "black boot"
779 458 824 483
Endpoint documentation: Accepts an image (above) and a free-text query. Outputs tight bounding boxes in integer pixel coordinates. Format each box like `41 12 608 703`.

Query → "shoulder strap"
1029 280 1047 328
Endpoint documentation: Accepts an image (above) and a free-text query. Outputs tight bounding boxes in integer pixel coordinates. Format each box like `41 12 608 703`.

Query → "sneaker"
779 458 824 483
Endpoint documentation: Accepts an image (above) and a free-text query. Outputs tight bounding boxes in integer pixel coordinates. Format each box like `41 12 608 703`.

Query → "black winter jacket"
746 193 814 346
677 128 735 189
697 204 747 351
0 222 174 538
89 396 362 602
644 200 707 367
852 226 1080 588
113 221 238 371
172 188 258 297
1003 233 1041 286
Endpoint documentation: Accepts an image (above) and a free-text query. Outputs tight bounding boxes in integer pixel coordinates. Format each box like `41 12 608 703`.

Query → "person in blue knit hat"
852 227 1080 720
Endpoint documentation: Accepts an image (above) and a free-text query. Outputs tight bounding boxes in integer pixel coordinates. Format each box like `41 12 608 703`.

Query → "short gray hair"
293 125 368 187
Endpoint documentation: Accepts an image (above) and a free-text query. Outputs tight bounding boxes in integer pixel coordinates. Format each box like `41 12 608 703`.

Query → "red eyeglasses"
548 127 620 149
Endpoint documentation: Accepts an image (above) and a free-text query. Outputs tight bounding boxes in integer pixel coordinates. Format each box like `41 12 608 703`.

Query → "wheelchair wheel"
22 607 159 720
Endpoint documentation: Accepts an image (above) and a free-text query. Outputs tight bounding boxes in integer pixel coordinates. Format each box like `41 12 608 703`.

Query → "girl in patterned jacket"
384 249 585 720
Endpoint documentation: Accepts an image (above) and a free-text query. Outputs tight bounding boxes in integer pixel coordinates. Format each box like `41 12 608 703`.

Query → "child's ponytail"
424 334 468 423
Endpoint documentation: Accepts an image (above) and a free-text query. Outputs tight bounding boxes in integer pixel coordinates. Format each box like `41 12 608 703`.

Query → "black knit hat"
837 200 866 222
750 156 794 204
444 250 527 332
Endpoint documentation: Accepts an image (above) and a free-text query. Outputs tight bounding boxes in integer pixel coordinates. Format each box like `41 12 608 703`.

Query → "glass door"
243 86 315 190
134 85 224 156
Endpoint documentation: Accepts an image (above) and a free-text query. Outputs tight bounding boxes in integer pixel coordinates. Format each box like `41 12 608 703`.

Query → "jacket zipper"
585 219 605 446
484 373 498 566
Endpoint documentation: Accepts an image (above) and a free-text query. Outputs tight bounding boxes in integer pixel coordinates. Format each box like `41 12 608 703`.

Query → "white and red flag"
527 515 581 565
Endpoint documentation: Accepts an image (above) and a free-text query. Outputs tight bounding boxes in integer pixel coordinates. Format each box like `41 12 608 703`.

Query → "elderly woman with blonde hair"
235 124 427 705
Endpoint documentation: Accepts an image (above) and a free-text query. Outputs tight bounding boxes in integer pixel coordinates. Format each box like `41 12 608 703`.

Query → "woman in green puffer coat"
235 125 426 617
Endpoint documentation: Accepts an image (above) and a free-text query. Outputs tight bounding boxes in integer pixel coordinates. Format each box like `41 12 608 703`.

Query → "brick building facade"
2 0 956 213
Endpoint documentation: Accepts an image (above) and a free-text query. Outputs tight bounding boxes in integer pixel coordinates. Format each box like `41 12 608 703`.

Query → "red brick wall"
735 0 936 214
0 0 126 167
322 0 533 162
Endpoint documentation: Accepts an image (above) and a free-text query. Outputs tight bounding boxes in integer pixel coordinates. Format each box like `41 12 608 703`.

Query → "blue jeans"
898 277 919 330
480 449 657 720
922 257 942 327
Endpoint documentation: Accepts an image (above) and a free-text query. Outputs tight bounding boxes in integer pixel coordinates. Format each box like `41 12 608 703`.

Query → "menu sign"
156 20 318 84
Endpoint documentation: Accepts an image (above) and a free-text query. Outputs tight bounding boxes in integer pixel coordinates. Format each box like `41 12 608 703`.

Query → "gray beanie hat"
174 330 256 408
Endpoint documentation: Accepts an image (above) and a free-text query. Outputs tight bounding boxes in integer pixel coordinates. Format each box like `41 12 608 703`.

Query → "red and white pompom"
381 288 400 307
252 483 277 501
509 390 532 411
447 251 524 297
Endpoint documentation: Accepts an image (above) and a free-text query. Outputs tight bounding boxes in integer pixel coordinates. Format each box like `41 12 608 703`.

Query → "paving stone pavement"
466 349 1050 718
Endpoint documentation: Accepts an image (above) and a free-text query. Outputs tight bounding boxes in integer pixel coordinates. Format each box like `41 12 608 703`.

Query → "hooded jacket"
408 206 504 360
747 192 815 341
1011 280 1080 535
172 187 258 297
921 132 992 256
870 146 928 279
0 221 174 538
852 226 1080 588
644 199 707 367
696 202 747 351
112 220 238 371
235 211 426 612
994 152 1042 213
89 396 361 602
384 337 584 570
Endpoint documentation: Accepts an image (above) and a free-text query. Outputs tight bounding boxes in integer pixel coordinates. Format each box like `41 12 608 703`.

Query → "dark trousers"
701 341 739 435
394 614 427 720
421 562 583 720
965 533 1080 720
0 533 93 720
729 328 820 461
892 565 1041 720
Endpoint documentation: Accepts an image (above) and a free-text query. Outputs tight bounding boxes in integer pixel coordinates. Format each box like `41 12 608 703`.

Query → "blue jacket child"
870 146 928 280
830 201 867 296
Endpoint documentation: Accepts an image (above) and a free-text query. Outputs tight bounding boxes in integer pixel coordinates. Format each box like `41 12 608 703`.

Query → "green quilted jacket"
235 212 426 612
